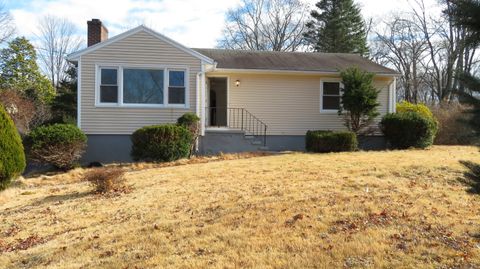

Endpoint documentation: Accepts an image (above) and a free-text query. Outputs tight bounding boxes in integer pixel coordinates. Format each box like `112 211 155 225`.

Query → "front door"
208 77 228 127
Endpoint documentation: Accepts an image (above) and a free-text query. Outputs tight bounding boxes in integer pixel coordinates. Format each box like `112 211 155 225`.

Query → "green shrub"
177 112 200 127
396 101 435 120
340 67 380 134
27 124 87 169
177 113 200 157
380 112 438 149
131 124 192 162
0 105 26 190
306 130 358 153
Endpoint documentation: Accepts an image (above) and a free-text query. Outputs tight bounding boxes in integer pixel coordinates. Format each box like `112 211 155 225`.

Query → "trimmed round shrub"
131 124 192 162
306 130 358 153
0 105 26 190
27 124 87 169
380 112 438 149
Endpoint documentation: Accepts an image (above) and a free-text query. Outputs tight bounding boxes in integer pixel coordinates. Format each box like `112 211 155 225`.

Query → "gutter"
210 68 401 77
196 61 217 137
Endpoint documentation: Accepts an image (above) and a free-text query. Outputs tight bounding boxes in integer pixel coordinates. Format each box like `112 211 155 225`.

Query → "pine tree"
304 0 368 55
449 0 480 135
0 37 55 103
51 65 77 124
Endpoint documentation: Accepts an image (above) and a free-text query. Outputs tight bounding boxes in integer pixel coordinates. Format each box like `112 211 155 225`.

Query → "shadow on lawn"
459 160 480 194
32 191 92 206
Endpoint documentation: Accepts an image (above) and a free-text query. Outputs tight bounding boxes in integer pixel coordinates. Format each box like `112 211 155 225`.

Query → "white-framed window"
95 64 188 108
168 69 186 104
123 68 164 105
320 80 342 113
99 67 119 103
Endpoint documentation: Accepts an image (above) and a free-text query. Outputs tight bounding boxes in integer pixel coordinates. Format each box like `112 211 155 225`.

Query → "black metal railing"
206 107 268 147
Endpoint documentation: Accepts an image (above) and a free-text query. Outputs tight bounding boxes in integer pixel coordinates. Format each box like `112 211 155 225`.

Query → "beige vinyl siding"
214 73 392 136
80 31 201 134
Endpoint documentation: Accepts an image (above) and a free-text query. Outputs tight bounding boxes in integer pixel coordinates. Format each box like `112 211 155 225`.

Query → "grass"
1 146 480 268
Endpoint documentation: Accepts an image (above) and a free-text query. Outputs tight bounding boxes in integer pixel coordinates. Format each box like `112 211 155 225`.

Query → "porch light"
235 80 240 87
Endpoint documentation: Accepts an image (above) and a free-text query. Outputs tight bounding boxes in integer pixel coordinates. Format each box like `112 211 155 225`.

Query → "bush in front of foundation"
131 124 192 162
306 130 358 153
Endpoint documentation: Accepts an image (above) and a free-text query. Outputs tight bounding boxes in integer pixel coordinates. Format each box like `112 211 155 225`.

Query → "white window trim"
96 66 120 107
167 69 189 106
95 63 190 109
320 79 343 114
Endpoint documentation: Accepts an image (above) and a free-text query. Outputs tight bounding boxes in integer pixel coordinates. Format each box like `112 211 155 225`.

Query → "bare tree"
0 89 50 136
218 0 308 51
36 15 83 89
409 0 477 102
0 1 15 44
371 0 479 104
373 14 429 103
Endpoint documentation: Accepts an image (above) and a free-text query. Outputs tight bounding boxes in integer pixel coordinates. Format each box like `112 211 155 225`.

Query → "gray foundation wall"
82 135 133 164
199 131 260 155
83 133 387 164
199 132 387 155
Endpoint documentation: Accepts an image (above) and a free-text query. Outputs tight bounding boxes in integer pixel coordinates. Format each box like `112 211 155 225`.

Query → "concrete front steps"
199 129 269 155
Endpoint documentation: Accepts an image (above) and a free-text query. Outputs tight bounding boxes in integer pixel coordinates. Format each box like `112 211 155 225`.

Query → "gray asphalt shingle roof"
192 48 398 75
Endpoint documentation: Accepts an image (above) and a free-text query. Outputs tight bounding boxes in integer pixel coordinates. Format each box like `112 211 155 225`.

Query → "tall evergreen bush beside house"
339 67 380 134
0 105 26 190
26 124 87 170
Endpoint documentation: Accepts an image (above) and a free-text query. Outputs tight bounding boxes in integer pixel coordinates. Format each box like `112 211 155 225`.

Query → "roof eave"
210 68 400 77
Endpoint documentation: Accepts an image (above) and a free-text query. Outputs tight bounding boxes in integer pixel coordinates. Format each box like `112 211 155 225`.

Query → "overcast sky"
4 0 441 48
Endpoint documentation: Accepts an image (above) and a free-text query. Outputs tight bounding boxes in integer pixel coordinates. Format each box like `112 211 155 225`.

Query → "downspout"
196 61 217 151
196 64 205 136
77 57 82 129
388 77 397 114
393 77 397 113
195 67 203 154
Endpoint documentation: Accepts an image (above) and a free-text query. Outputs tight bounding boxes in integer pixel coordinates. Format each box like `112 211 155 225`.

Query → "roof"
67 25 214 64
193 48 399 76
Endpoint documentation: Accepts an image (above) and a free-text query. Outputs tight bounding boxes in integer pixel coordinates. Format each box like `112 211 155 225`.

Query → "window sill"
95 103 189 109
320 109 340 114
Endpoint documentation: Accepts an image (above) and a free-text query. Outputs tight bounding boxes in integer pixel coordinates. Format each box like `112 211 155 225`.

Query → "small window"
168 70 186 104
100 68 118 103
321 81 341 110
123 69 164 104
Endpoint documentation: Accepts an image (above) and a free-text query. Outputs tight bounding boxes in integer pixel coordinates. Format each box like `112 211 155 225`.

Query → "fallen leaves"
285 213 305 227
330 209 400 234
0 235 50 253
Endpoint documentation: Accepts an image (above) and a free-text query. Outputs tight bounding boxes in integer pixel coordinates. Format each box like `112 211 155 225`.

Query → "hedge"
27 124 87 169
131 124 192 162
380 111 438 149
306 130 358 153
0 105 26 190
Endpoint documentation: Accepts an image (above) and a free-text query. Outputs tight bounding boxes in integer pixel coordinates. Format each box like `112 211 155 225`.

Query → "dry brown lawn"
1 146 480 268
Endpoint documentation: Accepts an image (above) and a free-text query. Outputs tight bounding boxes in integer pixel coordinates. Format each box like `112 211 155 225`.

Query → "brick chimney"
87 19 108 47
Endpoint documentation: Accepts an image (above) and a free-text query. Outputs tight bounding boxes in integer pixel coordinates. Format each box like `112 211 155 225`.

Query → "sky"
3 0 441 48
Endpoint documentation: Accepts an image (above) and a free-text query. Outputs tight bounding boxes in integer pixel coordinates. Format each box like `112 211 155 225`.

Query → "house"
67 19 399 163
